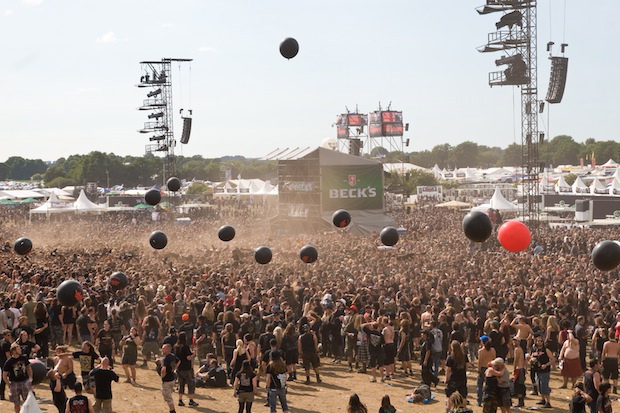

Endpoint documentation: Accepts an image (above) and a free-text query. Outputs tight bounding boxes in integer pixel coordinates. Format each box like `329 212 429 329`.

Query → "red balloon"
497 221 531 252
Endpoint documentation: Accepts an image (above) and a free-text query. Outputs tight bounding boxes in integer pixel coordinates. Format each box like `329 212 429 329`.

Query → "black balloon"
462 211 493 243
218 225 236 242
279 37 299 59
14 237 33 255
30 359 48 385
592 240 620 271
109 271 128 291
299 245 318 263
332 209 352 228
255 246 272 265
57 279 84 307
145 189 161 206
167 177 181 192
380 226 399 246
149 231 168 250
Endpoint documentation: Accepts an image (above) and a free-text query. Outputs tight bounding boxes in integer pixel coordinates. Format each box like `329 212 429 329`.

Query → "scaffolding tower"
137 58 192 184
477 0 540 229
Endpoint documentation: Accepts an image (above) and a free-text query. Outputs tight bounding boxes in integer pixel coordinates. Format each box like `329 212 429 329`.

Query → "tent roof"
612 177 620 189
30 192 73 214
572 176 588 189
602 159 619 167
556 175 571 189
300 147 380 166
591 178 607 190
74 189 103 211
614 168 620 180
435 200 473 208
35 188 71 197
383 163 427 174
490 187 518 211
0 189 46 199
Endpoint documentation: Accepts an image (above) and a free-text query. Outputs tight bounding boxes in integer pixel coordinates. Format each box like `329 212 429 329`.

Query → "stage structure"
137 58 192 184
274 147 393 234
477 1 540 229
335 104 408 157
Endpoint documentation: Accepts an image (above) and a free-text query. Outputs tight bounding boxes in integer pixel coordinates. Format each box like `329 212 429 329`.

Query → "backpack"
431 329 443 353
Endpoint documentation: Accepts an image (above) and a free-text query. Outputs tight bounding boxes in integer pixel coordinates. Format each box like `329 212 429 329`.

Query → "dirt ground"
2 354 615 413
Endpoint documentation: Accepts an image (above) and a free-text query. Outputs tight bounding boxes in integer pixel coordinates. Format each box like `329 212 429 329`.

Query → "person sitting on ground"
347 393 368 413
378 394 396 413
407 384 432 403
196 358 228 388
447 392 473 413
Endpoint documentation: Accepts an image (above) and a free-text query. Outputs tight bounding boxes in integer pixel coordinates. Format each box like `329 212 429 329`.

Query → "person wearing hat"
477 335 496 407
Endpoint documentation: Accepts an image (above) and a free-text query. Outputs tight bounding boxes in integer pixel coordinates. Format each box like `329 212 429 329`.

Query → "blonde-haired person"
447 391 473 413
229 339 247 386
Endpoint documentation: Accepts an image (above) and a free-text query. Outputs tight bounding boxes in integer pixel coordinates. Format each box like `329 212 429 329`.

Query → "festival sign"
321 165 383 211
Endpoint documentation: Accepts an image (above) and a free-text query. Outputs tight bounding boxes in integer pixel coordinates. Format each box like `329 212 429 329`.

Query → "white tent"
572 177 589 194
602 159 619 168
489 187 519 211
590 178 608 195
610 178 620 195
555 175 572 192
29 192 73 214
73 190 104 212
34 188 72 198
0 189 46 200
613 168 620 181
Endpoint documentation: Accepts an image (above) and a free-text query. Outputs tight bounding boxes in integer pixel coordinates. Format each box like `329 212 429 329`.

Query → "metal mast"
137 58 192 184
477 0 539 229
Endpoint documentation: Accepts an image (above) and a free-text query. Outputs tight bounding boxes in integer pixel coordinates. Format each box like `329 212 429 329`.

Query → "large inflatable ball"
30 359 48 385
462 211 493 243
149 231 168 250
109 271 128 291
144 189 161 206
166 177 181 192
280 37 299 59
592 240 620 271
218 225 236 242
299 245 318 263
14 237 33 255
497 221 531 253
380 227 400 247
255 246 272 265
332 210 352 228
57 280 83 307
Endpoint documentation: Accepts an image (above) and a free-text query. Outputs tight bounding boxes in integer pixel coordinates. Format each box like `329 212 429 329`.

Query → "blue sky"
0 1 618 162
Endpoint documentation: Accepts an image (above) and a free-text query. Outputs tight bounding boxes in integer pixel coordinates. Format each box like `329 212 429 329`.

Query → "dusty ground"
2 355 615 413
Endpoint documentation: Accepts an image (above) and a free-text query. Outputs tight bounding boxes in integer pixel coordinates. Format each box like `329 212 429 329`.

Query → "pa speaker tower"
180 117 192 144
546 57 568 104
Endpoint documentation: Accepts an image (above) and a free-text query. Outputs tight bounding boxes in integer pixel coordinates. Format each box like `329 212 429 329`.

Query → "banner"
321 165 383 211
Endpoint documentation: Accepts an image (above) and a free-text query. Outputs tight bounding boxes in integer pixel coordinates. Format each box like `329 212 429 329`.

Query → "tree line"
0 135 618 187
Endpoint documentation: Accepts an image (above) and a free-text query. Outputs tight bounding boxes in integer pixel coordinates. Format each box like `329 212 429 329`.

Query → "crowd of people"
0 203 619 413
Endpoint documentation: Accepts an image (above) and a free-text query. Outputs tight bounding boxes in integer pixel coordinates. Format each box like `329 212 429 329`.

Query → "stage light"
405 139 410 147
539 102 545 113
546 41 554 52
495 11 523 30
148 112 163 120
561 43 568 53
147 88 162 98
539 132 545 144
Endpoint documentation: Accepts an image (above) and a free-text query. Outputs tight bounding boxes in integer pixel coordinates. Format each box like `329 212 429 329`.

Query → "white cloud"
96 32 118 44
161 22 175 28
4 9 12 16
198 46 217 53
22 0 44 6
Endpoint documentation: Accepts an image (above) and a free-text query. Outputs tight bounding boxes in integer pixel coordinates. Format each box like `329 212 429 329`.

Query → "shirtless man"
55 346 77 389
382 317 396 380
477 336 496 407
511 315 533 352
601 330 620 393
421 306 433 330
513 337 527 407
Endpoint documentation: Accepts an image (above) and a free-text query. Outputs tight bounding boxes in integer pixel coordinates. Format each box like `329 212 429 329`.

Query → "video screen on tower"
346 114 367 127
369 111 404 137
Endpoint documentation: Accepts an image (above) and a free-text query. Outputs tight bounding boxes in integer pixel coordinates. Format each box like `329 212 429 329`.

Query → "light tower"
477 1 540 229
137 58 192 184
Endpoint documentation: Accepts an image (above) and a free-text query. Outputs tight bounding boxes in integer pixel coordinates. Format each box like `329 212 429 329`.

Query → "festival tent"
29 192 73 214
489 187 519 211
613 168 620 181
610 178 620 195
602 159 619 168
34 188 72 198
555 175 572 192
572 177 589 194
435 200 473 208
590 178 608 195
0 189 46 200
432 164 442 179
73 190 104 212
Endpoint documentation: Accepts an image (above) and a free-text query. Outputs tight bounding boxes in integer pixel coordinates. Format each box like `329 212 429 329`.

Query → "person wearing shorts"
298 325 321 384
2 343 32 413
160 344 179 413
601 336 620 393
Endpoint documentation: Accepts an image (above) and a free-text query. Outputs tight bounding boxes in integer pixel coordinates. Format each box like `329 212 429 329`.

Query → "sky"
0 0 618 162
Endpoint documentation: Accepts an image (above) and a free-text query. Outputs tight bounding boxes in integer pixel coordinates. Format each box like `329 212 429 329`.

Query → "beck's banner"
321 165 383 211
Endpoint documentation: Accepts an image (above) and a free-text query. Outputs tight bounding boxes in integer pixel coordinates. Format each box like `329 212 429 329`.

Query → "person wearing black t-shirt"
95 321 115 368
570 382 592 413
420 330 439 387
234 359 257 413
2 343 32 413
596 382 613 413
362 321 386 383
67 382 95 413
90 357 119 413
298 324 321 384
76 308 94 344
0 329 12 400
174 332 198 407
445 340 469 398
161 343 180 413
197 359 228 388
72 341 100 394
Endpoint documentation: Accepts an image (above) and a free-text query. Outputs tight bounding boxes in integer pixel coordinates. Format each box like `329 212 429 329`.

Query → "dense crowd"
0 203 619 413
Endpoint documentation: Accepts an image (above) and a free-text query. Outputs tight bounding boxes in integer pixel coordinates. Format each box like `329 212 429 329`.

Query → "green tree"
453 141 480 167
430 144 453 168
545 135 581 166
5 156 47 180
563 173 577 186
502 143 522 167
186 182 212 195
0 163 8 180
48 176 76 188
370 146 389 158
